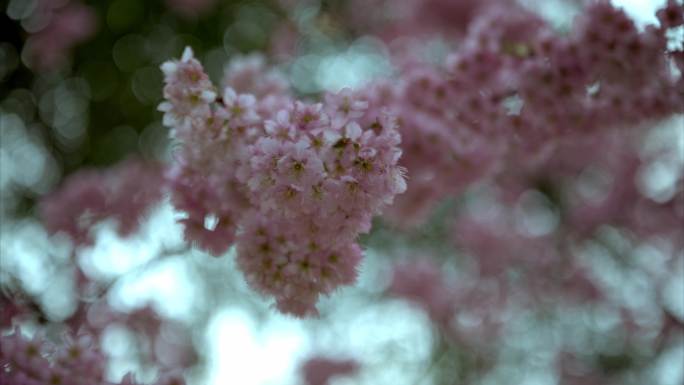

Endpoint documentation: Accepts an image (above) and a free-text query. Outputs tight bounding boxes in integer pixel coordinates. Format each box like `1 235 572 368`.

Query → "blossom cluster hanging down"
160 47 406 316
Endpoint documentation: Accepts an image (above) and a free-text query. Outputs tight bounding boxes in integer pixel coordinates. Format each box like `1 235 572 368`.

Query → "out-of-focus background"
1 0 682 384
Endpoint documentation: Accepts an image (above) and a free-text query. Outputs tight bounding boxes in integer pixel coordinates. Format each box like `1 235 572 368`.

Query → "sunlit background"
1 0 683 384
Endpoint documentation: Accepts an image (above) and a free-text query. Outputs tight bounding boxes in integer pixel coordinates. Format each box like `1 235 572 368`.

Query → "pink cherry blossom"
40 158 164 245
300 356 359 385
159 49 406 315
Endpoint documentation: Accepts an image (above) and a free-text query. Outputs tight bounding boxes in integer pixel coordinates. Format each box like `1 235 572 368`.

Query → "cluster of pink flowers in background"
1 328 109 385
14 0 97 71
371 0 684 226
40 159 164 246
370 1 682 382
0 326 187 385
1 265 197 385
164 0 218 19
299 356 359 385
380 0 684 366
27 158 198 383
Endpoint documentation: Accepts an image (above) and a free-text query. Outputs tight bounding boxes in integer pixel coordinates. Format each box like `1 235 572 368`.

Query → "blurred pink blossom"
300 356 359 385
22 0 96 70
41 158 165 246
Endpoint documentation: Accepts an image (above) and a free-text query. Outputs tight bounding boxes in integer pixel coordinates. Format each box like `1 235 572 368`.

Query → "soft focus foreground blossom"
40 159 165 246
300 356 359 385
160 47 406 316
343 0 496 41
0 292 30 330
387 259 506 348
9 0 97 70
387 260 458 329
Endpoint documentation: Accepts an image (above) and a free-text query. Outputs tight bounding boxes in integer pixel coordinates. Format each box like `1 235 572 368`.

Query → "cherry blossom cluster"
0 292 31 330
386 121 682 378
1 328 108 385
40 159 164 246
564 142 683 244
449 127 681 312
160 48 406 315
357 0 684 226
6 0 97 70
340 0 495 41
489 123 683 246
32 156 197 382
0 327 186 385
453 190 604 305
380 2 683 353
69 301 198 370
387 260 458 328
1 271 196 385
387 259 507 347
